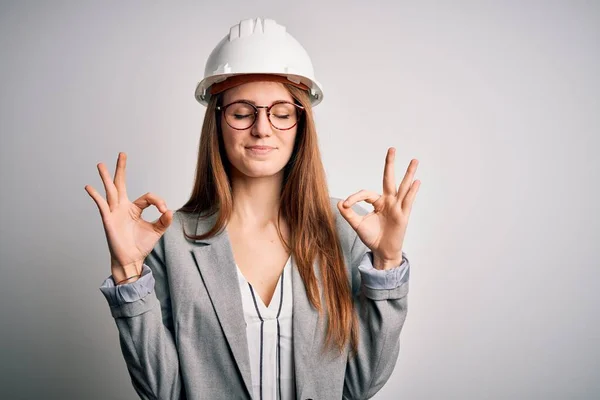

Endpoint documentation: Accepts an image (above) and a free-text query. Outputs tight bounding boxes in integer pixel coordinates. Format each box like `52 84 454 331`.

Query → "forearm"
343 232 411 399
100 266 185 399
112 295 184 399
343 270 409 399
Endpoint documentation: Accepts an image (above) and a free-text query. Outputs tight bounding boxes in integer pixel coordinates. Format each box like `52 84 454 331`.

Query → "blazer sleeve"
98 234 185 400
343 214 410 399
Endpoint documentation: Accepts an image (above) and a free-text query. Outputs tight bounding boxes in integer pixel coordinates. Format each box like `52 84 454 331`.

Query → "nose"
251 108 272 137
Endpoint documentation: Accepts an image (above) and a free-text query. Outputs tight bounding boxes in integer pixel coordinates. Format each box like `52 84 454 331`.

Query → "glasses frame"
216 100 305 131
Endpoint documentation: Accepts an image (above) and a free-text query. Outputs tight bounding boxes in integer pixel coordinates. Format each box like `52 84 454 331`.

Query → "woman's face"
220 81 298 179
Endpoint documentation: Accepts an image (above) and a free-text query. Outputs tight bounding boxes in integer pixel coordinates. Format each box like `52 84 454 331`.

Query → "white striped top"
235 255 295 400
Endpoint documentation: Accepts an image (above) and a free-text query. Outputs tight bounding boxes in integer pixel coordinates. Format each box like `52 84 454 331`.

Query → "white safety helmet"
194 17 324 107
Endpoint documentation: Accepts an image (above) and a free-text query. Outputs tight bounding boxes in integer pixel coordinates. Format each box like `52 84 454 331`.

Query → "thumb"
337 200 362 232
153 209 173 234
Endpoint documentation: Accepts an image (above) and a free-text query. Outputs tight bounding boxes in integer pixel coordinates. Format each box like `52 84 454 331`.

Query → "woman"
86 17 420 400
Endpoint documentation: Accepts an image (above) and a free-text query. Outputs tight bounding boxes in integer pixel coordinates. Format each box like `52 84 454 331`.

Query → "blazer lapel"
189 212 254 398
186 211 321 399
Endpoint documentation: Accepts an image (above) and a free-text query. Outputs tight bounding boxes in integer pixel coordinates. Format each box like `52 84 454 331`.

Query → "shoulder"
159 209 205 251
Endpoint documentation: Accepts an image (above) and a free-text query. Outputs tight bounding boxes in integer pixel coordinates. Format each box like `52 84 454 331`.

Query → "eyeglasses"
216 100 304 131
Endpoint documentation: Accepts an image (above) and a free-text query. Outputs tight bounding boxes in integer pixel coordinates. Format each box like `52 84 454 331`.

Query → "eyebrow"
229 99 292 105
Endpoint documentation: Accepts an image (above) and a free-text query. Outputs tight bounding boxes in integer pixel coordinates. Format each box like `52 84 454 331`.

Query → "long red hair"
178 84 359 357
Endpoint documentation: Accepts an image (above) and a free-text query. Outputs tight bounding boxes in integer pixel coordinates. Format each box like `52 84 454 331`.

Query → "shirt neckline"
235 254 292 311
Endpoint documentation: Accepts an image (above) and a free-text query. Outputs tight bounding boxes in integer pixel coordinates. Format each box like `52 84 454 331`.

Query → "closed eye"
233 113 253 119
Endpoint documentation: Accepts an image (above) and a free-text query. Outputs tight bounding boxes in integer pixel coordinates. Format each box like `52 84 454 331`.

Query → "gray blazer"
99 197 411 399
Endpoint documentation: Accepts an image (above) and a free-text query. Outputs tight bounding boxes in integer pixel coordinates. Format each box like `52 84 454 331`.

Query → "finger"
133 192 168 214
397 159 419 201
84 184 110 220
152 209 173 234
343 189 380 208
337 199 364 231
383 147 397 196
98 162 119 209
402 180 421 215
339 190 380 231
113 152 129 202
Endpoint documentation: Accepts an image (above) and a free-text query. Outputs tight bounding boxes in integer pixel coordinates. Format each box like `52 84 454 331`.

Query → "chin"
233 163 285 179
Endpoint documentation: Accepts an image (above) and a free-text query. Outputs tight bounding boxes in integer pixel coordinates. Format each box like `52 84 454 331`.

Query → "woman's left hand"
338 148 420 270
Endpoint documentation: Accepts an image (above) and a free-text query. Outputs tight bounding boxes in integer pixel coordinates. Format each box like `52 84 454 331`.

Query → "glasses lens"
269 102 299 130
224 102 256 129
223 101 300 130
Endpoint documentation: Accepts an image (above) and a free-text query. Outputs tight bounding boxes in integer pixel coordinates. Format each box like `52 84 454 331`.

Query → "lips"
245 146 275 155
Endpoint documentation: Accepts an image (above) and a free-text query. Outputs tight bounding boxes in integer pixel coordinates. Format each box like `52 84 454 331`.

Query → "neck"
229 169 284 230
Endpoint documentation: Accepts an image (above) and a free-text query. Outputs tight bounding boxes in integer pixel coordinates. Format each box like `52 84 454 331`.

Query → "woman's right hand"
85 152 173 284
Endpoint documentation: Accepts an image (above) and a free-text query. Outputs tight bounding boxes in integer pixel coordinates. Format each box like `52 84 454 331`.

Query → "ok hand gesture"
85 152 173 283
338 148 420 270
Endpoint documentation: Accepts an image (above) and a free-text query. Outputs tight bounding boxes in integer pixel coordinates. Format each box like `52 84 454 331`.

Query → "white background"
0 1 598 399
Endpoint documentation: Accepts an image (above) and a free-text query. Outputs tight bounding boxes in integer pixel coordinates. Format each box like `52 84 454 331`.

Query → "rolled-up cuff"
357 251 410 289
99 264 155 308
